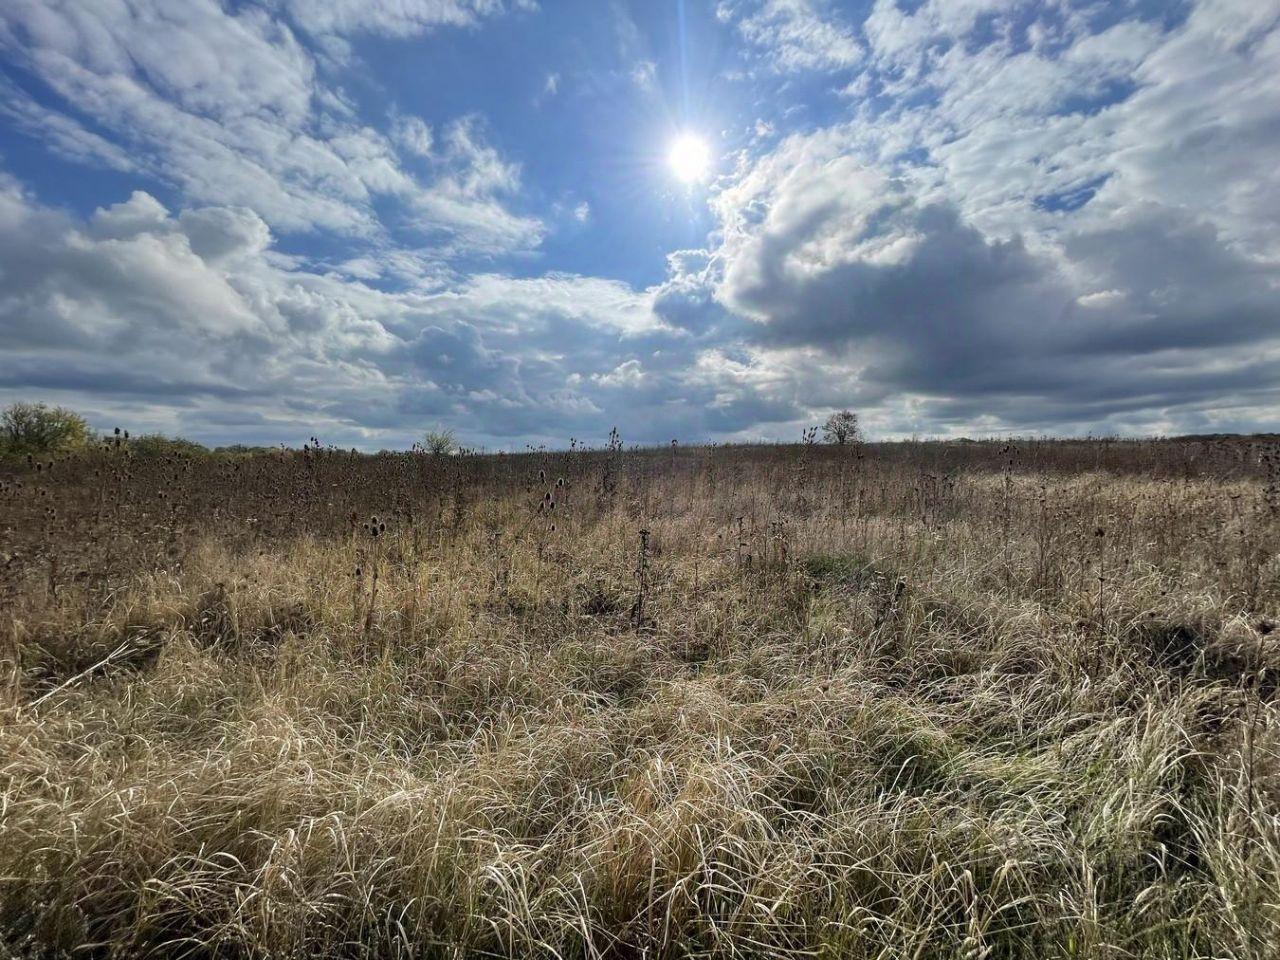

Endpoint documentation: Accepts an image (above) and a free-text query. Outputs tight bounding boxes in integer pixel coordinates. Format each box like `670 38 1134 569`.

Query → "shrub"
128 434 210 457
213 444 276 455
0 402 92 459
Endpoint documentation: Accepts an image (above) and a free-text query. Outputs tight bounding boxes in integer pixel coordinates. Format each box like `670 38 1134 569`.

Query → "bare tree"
822 409 862 446
421 426 457 456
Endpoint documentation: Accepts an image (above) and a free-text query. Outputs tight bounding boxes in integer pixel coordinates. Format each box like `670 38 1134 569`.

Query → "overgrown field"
2 438 1279 958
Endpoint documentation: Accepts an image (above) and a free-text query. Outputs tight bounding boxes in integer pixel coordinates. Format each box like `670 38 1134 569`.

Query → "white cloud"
0 0 541 253
0 75 140 173
700 126 1280 434
281 0 518 39
391 115 434 157
721 0 863 73
850 0 1280 254
406 118 544 254
3 0 1279 442
592 359 645 388
0 185 712 448
718 0 1280 434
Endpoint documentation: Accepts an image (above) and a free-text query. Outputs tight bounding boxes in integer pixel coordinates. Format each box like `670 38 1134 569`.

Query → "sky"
0 0 1278 449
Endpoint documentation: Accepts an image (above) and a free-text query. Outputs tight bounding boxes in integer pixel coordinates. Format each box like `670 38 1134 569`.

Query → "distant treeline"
3 400 1277 481
0 401 286 461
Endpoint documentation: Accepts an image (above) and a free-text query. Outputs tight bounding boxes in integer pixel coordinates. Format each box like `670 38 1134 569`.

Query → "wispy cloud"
718 0 862 74
630 59 657 90
281 0 524 40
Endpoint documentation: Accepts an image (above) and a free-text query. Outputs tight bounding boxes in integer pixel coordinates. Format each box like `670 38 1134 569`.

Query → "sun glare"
668 133 711 183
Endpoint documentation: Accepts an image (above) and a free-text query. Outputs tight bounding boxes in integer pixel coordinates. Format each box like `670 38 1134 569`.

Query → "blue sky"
1 0 1278 449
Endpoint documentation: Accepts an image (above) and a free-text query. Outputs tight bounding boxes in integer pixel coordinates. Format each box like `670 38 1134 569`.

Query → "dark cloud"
710 167 1280 434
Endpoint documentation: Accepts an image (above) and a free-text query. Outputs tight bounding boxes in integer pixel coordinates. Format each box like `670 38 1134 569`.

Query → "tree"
421 426 457 456
0 402 92 458
822 409 862 446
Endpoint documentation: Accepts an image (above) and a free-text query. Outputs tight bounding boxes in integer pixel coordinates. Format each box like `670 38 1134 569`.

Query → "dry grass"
1 438 1278 958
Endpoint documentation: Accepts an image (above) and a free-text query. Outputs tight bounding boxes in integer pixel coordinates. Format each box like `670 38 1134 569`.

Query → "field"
2 437 1279 958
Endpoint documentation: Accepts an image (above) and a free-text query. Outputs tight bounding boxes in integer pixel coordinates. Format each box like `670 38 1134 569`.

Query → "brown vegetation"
1 435 1278 957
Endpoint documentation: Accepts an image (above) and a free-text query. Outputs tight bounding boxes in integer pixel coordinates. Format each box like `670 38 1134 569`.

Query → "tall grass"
1 438 1277 957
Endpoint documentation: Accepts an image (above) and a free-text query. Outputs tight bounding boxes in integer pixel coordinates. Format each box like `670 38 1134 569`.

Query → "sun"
668 133 711 183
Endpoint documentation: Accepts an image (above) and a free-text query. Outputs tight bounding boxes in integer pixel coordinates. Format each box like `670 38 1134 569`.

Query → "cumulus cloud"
0 184 802 447
654 0 1280 436
702 141 1280 433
